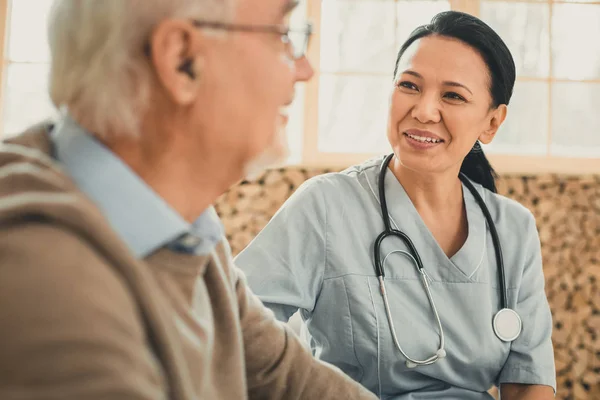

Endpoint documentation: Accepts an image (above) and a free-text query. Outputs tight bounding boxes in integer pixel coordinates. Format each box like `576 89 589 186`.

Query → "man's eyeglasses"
191 20 313 60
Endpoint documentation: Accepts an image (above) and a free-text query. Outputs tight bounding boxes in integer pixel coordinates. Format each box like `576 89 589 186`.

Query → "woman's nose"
411 93 441 124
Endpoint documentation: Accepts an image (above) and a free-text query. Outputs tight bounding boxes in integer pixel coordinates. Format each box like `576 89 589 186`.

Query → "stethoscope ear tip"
436 349 447 358
405 361 418 369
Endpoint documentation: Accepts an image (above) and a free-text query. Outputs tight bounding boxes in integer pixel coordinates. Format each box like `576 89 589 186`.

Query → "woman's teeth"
405 133 442 143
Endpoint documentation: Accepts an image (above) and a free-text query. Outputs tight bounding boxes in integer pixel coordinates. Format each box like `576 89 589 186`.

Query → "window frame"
299 0 600 174
0 0 9 121
0 0 599 174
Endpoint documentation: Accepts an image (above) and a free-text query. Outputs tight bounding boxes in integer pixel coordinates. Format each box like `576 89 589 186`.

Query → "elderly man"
0 1 377 399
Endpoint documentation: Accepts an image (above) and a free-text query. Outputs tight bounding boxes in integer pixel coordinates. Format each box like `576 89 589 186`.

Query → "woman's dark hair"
393 11 516 193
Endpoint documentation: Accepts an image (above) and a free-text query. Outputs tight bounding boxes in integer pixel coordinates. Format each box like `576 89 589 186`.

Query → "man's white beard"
243 121 289 181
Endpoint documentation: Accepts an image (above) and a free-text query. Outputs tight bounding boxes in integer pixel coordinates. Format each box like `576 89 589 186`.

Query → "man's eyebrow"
281 0 300 16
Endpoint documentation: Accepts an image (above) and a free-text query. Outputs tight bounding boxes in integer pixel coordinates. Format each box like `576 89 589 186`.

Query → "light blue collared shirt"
51 116 223 258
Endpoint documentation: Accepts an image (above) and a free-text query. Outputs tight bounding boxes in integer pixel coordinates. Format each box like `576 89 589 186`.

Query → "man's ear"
479 104 507 145
149 19 204 105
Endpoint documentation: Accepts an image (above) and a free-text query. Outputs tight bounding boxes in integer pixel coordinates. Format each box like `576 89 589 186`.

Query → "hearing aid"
178 58 196 80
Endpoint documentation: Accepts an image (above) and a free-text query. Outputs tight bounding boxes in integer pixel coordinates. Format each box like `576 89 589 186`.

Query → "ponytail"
460 141 498 193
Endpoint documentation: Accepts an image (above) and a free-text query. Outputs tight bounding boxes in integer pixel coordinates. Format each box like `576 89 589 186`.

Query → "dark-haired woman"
235 11 556 399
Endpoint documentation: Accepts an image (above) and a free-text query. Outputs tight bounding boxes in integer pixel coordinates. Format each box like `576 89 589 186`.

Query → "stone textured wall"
215 167 600 399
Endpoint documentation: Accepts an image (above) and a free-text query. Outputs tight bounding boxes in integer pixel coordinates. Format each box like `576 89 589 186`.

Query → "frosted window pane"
552 4 600 80
396 0 451 46
480 1 550 78
3 63 56 137
554 0 600 3
8 0 54 63
285 84 305 164
320 0 397 73
318 74 392 154
483 81 548 155
551 82 600 157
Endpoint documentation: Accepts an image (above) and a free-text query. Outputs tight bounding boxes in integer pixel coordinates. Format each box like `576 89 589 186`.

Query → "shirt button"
179 233 202 249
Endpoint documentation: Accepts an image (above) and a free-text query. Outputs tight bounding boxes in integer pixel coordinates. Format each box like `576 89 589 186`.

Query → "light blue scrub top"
235 156 556 399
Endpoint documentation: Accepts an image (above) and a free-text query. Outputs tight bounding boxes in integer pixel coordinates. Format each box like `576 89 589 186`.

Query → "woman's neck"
389 157 463 214
390 156 469 258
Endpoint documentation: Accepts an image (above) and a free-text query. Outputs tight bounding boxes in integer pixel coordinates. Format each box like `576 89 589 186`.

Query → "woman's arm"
496 211 556 393
500 383 554 399
235 178 328 322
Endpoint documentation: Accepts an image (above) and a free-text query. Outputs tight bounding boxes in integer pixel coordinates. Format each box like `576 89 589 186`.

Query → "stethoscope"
373 153 522 369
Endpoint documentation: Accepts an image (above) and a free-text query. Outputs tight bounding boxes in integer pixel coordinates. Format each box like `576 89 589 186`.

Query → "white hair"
47 0 233 138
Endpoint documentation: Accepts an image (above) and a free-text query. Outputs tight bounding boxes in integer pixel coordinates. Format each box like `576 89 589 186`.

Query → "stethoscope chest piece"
493 308 522 342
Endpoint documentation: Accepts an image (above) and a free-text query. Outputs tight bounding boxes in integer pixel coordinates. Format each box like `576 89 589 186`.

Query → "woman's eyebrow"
401 70 473 95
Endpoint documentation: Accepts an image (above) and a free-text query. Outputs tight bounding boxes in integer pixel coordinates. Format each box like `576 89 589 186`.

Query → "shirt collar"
51 115 223 258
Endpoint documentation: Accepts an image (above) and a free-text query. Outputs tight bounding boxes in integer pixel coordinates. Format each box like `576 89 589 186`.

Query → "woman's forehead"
397 36 490 89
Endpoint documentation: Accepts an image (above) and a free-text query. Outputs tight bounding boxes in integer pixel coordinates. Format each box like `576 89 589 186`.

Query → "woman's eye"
444 92 466 102
398 81 418 91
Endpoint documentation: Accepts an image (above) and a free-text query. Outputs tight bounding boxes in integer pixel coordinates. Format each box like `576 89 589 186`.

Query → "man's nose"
294 56 315 83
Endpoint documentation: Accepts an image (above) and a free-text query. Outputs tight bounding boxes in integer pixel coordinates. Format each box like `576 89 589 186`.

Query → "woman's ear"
479 104 507 145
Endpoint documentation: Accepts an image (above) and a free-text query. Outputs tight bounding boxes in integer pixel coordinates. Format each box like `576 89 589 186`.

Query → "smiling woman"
389 11 515 193
235 10 556 400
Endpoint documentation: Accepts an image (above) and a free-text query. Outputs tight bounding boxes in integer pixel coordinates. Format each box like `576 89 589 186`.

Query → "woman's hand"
501 383 555 399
